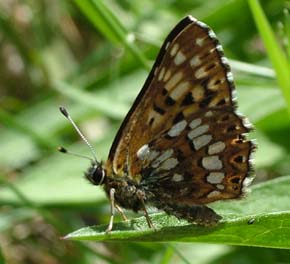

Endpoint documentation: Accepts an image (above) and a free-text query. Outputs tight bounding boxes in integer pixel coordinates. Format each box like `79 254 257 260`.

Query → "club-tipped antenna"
59 106 98 163
58 146 93 162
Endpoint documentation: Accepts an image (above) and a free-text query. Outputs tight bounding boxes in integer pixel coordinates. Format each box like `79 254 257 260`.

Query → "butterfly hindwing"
138 108 253 205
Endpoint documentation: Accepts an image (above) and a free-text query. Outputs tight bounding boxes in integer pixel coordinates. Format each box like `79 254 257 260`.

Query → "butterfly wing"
105 15 253 201
138 108 254 205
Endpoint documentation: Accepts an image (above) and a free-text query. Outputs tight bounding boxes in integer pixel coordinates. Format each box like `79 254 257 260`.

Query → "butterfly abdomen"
155 202 222 226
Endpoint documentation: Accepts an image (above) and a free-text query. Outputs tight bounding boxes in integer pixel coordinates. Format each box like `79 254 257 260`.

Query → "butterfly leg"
136 190 154 229
142 206 154 229
115 204 128 221
106 188 116 233
161 204 222 226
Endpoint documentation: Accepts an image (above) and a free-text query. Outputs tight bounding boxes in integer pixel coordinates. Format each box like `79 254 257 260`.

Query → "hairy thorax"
103 176 146 212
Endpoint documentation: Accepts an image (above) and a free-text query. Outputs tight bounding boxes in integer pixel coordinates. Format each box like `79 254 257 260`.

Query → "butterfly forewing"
105 16 253 206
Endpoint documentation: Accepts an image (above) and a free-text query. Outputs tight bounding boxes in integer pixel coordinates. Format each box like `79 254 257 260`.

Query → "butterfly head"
85 161 106 186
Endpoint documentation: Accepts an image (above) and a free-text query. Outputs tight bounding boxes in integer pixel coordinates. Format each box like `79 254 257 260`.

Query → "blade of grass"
90 0 150 69
248 0 290 117
0 246 5 264
230 59 275 78
283 8 290 59
73 0 119 43
0 13 31 64
73 0 150 70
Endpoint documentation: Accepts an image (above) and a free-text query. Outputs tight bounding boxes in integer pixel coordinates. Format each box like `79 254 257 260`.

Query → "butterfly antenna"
58 146 93 162
59 106 98 163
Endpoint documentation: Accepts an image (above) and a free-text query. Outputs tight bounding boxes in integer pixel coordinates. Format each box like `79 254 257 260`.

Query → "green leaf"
237 85 285 123
65 176 290 249
248 0 290 117
0 246 5 264
252 130 286 168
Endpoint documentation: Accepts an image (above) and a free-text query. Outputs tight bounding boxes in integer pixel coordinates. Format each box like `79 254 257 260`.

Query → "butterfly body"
86 161 222 226
82 15 254 230
104 175 146 212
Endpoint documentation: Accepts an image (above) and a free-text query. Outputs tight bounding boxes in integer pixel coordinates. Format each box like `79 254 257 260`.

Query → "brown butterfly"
60 15 254 232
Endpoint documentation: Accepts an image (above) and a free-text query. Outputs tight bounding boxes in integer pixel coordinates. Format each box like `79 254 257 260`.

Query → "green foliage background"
1 0 290 263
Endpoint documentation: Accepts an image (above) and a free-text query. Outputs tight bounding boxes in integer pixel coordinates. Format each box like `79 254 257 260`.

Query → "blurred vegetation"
0 0 290 263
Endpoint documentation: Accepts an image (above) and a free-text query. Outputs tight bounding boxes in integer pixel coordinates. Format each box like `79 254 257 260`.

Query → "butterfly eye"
85 164 106 186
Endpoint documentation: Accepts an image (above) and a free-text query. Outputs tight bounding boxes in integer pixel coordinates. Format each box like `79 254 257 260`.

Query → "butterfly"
60 15 254 232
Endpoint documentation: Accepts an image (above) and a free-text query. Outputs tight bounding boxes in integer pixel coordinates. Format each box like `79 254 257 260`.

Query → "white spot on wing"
226 71 234 82
154 67 159 76
165 71 183 91
195 66 207 79
151 149 174 168
231 88 238 101
190 55 201 67
192 134 212 150
165 42 170 50
217 184 224 190
192 85 204 100
208 30 216 39
207 190 221 198
208 77 225 90
221 57 228 65
202 155 223 170
208 141 226 155
170 81 189 100
168 120 187 137
216 44 223 52
158 158 178 171
164 69 171 82
188 124 209 139
147 150 160 162
174 51 186 65
147 110 164 128
137 144 149 160
196 21 208 29
187 15 196 22
189 118 202 129
158 67 165 81
207 172 224 184
172 173 184 182
243 177 253 189
205 111 213 117
137 144 160 162
196 38 204 46
170 43 179 56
